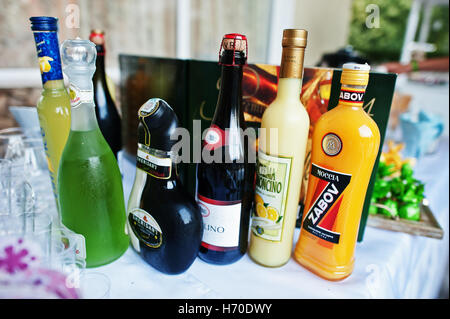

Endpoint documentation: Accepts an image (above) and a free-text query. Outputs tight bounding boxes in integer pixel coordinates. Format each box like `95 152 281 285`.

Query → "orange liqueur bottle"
294 63 380 281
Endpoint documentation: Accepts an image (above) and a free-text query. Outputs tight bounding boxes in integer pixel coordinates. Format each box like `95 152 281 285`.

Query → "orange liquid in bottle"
294 63 380 281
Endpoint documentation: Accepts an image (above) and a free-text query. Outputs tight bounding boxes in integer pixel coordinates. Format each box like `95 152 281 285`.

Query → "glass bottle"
89 30 122 158
126 98 203 275
196 34 255 265
30 16 71 206
294 63 380 281
58 39 129 268
248 29 310 267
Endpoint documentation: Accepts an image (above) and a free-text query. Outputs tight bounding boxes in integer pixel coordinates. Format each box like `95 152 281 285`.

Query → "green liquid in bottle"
58 129 129 267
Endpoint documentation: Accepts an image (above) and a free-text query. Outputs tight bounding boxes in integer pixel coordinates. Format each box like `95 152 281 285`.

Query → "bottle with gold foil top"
294 63 380 281
248 29 310 267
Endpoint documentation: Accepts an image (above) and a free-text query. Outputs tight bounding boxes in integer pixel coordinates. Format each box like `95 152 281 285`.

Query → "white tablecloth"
87 137 448 299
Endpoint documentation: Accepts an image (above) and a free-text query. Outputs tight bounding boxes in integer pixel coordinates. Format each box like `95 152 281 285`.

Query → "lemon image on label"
256 202 267 218
255 194 264 205
38 56 54 73
266 207 279 222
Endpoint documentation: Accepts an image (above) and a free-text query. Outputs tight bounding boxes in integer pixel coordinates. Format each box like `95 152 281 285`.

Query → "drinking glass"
0 159 11 215
0 128 26 161
9 163 35 216
78 272 111 299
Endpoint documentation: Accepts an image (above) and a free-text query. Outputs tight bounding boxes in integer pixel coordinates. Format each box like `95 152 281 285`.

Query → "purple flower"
0 244 31 274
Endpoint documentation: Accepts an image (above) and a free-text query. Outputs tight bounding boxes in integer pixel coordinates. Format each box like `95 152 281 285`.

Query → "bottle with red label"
196 34 255 265
294 63 380 281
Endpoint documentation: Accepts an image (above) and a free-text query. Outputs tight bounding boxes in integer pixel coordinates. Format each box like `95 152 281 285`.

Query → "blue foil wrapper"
32 31 64 84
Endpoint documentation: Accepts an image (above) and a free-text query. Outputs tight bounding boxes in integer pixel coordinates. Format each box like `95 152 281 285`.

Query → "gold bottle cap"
341 63 370 86
279 29 308 79
282 29 308 48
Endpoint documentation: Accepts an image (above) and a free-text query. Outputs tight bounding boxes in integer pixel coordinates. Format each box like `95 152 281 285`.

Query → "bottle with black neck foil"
126 98 203 275
196 34 255 265
89 30 122 158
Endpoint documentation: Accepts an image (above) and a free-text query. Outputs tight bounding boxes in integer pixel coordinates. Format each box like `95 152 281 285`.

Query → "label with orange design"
302 164 351 244
252 150 292 242
338 88 365 105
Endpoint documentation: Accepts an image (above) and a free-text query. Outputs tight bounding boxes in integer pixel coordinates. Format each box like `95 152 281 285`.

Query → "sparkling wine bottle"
89 30 122 158
58 39 129 268
196 34 255 265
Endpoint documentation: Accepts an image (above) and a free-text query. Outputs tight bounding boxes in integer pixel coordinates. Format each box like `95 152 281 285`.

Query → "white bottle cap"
342 62 371 71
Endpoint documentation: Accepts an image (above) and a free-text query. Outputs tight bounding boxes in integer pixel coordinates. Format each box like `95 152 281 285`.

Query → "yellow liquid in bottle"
294 91 380 281
248 77 310 267
36 80 71 205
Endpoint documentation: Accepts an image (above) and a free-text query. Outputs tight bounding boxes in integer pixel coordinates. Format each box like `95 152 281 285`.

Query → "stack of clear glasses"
0 127 92 298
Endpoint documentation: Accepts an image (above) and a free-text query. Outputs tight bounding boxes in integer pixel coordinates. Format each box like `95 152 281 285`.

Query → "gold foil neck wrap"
280 29 307 79
222 38 247 52
282 29 308 48
280 47 305 79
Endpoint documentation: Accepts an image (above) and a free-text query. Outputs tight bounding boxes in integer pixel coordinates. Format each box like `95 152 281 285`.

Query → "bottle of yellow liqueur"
294 63 380 281
248 29 310 267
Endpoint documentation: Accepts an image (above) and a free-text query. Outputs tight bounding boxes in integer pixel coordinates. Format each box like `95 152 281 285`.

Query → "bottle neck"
337 83 367 108
275 46 305 101
32 30 64 86
67 72 98 131
213 64 244 127
70 102 99 131
94 45 107 81
276 77 303 101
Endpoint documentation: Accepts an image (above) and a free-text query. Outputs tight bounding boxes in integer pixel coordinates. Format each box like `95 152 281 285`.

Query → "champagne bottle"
248 29 310 267
89 30 122 158
126 98 203 274
196 34 255 265
30 16 71 206
58 39 129 268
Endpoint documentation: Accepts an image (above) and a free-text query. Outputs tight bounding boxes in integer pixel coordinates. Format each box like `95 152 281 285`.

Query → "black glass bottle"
126 98 203 275
196 34 255 265
90 30 122 158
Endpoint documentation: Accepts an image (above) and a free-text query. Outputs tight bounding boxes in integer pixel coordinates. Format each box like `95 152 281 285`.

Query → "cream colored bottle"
248 29 310 267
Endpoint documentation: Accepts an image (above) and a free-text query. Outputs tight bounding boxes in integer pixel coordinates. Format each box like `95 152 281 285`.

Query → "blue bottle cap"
30 16 59 31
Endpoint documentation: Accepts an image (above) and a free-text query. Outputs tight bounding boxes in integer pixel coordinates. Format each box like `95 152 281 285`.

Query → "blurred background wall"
0 0 448 129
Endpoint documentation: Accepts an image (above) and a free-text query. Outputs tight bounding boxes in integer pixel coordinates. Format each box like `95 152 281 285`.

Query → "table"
87 136 448 299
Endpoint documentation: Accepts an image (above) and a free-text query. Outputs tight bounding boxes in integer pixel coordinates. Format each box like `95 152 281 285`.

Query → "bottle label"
197 194 241 250
68 84 94 107
338 88 365 105
32 31 64 84
128 208 163 249
251 150 292 242
203 124 226 151
322 133 342 156
136 143 172 179
302 164 352 244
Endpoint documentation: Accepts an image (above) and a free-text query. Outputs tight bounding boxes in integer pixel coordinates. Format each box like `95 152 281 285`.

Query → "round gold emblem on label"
322 133 342 156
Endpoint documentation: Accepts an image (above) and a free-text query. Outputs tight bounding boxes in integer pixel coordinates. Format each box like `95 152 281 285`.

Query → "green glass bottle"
58 39 129 268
